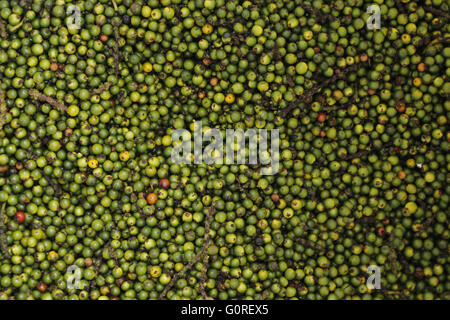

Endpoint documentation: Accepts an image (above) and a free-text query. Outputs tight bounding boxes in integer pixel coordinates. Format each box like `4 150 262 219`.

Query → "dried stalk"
112 21 121 78
28 89 67 112
295 237 326 252
281 61 368 117
343 149 372 161
388 233 398 276
0 20 7 38
299 3 336 23
0 203 10 259
90 82 112 97
39 169 62 197
422 5 450 19
199 205 214 300
159 203 215 300
0 90 7 130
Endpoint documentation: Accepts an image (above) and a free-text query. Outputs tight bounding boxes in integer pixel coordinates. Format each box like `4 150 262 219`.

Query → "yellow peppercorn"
143 62 153 72
406 158 416 168
120 151 130 161
141 6 151 18
67 105 79 117
202 23 213 34
225 93 235 104
161 135 172 146
48 251 59 262
174 262 184 272
150 266 161 278
88 159 98 169
277 199 287 209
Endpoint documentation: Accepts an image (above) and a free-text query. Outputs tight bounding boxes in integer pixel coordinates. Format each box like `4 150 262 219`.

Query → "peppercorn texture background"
0 0 449 300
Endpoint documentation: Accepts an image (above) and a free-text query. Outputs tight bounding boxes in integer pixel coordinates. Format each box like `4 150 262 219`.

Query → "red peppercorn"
159 178 170 189
16 211 26 223
271 194 280 203
37 283 47 293
377 226 386 237
317 113 327 123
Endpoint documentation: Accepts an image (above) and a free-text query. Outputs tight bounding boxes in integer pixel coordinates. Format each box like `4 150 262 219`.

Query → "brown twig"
24 149 62 196
299 3 336 23
39 169 62 197
382 288 408 300
394 0 408 13
295 237 326 252
0 90 7 130
417 34 450 53
422 5 450 19
28 89 67 112
199 205 214 300
90 253 103 291
388 232 398 276
281 61 368 117
0 203 10 259
107 240 119 267
159 203 216 300
90 82 112 97
417 212 436 234
272 42 281 62
343 149 372 161
158 243 202 299
354 216 378 225
0 20 7 38
112 20 121 78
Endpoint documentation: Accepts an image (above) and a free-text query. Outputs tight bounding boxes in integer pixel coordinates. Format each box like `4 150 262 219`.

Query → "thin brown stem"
0 203 10 259
281 61 369 117
28 89 67 112
112 21 121 78
159 203 215 300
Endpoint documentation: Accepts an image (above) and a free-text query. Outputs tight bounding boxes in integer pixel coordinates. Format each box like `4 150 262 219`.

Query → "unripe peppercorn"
0 0 447 302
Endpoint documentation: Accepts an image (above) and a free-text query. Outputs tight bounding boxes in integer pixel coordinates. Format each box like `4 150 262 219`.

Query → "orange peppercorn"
317 113 326 123
50 62 59 71
37 283 47 293
159 179 170 189
146 193 158 205
417 62 426 72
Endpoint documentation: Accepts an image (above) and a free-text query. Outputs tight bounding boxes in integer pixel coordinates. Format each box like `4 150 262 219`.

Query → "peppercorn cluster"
0 0 448 300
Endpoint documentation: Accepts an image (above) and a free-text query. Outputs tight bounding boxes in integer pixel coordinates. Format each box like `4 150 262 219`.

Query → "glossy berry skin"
159 179 170 189
15 211 25 223
317 113 327 123
0 0 447 302
146 193 158 205
37 283 47 293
